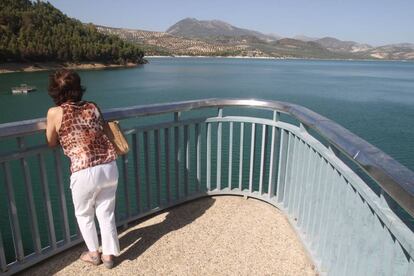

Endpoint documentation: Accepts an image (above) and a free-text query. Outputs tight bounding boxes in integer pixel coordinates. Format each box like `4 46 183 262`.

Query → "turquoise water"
1 58 414 170
1 58 414 263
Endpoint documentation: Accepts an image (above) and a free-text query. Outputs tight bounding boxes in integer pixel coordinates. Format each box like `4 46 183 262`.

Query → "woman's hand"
46 107 61 147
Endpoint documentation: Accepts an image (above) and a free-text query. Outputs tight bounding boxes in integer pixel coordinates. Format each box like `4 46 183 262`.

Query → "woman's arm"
46 107 60 147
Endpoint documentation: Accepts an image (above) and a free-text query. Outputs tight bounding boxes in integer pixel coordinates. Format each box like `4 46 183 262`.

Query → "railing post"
259 124 267 195
38 153 57 249
206 122 211 191
183 125 189 196
2 162 24 261
143 131 151 210
155 129 162 205
164 128 171 202
122 153 130 221
195 124 201 192
216 108 223 190
17 137 41 254
174 112 181 198
0 228 6 272
228 122 233 189
275 128 287 202
249 123 256 193
269 111 280 198
53 148 71 244
238 123 244 190
132 133 142 213
282 133 294 207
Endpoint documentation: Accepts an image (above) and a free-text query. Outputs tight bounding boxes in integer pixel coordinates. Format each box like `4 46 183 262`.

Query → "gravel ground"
21 196 317 276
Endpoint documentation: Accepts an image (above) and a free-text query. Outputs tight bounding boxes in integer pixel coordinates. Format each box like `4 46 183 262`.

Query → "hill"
0 0 146 64
97 18 414 61
97 25 360 59
96 25 245 56
314 37 372 53
166 18 280 41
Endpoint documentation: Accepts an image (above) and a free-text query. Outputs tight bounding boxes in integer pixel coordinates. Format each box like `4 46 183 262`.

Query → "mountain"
96 25 243 56
312 37 414 59
267 33 284 40
0 0 145 64
269 38 355 59
293 35 319 42
97 25 358 59
166 18 279 42
96 18 414 60
366 44 414 60
315 37 372 53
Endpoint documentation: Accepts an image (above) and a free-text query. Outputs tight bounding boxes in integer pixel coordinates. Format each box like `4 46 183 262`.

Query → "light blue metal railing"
0 99 413 275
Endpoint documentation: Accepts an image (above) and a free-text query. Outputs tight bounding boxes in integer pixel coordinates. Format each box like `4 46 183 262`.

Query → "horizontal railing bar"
0 99 289 140
122 117 208 135
0 145 49 163
205 116 277 126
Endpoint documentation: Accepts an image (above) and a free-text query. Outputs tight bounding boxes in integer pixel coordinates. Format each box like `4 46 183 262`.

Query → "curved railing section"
0 98 413 275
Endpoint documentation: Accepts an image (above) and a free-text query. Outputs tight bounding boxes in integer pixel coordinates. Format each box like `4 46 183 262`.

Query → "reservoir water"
1 58 414 170
1 57 414 262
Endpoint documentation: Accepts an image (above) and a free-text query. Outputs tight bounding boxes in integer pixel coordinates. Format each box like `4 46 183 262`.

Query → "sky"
47 0 414 46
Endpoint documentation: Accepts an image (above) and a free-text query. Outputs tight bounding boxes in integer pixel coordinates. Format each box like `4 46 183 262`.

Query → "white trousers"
70 160 120 256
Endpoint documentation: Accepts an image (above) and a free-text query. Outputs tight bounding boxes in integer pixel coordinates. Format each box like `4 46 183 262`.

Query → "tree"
0 0 146 64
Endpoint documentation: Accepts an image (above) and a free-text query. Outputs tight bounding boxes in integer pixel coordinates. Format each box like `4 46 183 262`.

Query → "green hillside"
0 0 145 64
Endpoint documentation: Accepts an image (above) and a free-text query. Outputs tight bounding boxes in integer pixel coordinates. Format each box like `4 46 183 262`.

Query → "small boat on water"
11 84 37 94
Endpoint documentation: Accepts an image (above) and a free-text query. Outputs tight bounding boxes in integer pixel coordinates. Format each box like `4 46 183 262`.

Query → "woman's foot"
101 254 114 269
79 251 101 266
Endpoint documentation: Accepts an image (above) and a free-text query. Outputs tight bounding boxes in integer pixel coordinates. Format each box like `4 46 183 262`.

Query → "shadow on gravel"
115 196 216 267
20 196 216 275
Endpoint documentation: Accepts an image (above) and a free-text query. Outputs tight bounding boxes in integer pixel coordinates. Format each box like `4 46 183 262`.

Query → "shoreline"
146 55 413 63
1 56 411 74
0 62 140 74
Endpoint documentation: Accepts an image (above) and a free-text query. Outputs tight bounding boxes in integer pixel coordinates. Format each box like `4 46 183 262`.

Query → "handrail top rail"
0 98 413 217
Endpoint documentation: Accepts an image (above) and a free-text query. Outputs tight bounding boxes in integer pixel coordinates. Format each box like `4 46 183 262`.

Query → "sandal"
101 255 114 269
79 251 101 266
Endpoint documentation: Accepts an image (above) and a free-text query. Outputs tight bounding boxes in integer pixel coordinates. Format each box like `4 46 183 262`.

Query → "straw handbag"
107 121 129 155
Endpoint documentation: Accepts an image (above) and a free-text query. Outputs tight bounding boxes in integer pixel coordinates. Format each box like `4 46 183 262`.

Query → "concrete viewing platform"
21 196 316 275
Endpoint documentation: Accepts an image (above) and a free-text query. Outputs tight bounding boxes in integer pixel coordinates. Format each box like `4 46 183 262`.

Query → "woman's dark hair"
48 69 85 105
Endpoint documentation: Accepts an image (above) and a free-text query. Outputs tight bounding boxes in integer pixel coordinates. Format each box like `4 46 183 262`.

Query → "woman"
45 69 119 269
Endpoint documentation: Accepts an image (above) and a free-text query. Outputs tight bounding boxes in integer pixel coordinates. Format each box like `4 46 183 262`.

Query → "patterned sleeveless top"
58 101 117 173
